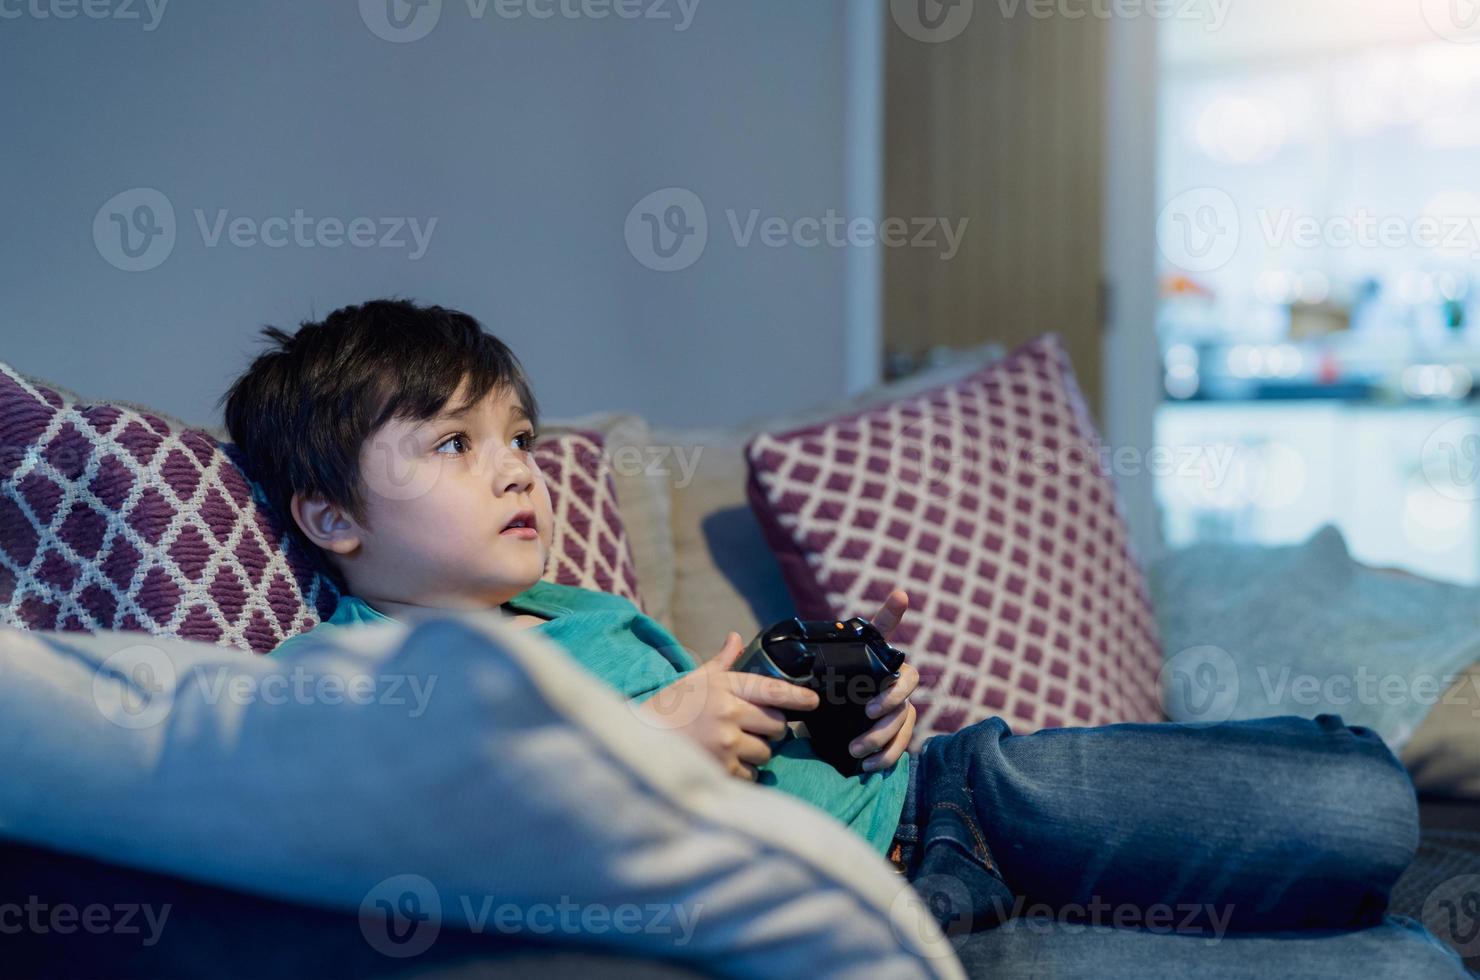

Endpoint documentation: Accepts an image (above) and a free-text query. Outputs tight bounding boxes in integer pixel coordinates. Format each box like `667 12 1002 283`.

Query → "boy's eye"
434 433 470 455
512 430 539 452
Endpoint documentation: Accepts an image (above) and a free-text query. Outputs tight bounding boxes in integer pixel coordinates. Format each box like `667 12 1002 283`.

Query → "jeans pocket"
913 801 1016 932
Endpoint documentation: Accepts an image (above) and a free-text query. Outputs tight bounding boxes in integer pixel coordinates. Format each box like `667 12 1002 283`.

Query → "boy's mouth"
501 509 538 540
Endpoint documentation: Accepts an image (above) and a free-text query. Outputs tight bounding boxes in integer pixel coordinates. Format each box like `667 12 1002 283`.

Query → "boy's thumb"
702 631 746 671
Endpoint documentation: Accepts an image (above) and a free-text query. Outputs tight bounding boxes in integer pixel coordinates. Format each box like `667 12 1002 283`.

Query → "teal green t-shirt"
271 580 911 856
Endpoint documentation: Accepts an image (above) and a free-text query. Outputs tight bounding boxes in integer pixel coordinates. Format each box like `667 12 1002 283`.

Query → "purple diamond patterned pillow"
534 431 645 611
0 363 339 653
745 334 1163 742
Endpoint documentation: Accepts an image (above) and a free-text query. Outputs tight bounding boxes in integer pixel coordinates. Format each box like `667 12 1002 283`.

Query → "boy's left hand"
849 588 919 773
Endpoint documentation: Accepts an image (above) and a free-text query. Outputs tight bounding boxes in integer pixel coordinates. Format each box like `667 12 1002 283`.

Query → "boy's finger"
850 701 910 759
735 732 774 767
699 631 746 671
728 672 821 711
860 705 915 772
736 701 789 740
865 662 919 719
870 589 909 639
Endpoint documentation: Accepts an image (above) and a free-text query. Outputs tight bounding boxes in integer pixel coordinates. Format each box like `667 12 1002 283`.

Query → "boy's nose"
491 452 535 495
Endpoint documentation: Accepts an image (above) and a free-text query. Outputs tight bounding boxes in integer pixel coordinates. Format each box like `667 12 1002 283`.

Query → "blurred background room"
4 0 1480 579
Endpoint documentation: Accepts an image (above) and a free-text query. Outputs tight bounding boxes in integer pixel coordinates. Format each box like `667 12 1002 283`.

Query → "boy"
229 300 1425 945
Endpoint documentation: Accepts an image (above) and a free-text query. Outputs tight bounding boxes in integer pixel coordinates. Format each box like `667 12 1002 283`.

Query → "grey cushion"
0 619 963 978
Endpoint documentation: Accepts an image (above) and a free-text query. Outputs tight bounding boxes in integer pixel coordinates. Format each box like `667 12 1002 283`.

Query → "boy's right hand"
635 631 820 781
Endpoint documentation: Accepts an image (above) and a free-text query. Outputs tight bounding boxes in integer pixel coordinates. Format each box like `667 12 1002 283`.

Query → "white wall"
0 0 868 429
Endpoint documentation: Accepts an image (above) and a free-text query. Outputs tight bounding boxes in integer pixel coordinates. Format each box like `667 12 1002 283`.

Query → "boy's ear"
289 491 362 556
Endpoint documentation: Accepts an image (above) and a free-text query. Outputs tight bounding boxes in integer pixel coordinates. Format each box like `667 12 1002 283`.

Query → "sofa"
2 340 1477 978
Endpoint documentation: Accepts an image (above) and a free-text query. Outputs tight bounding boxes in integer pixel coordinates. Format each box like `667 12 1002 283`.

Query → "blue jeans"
894 713 1421 936
891 714 1474 975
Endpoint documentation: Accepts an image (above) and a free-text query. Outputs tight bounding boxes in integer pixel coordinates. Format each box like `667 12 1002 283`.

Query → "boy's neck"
364 593 540 628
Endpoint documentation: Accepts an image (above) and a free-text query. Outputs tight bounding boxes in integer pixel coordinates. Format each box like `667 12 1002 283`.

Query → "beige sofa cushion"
653 344 1006 661
534 412 676 630
1401 658 1480 800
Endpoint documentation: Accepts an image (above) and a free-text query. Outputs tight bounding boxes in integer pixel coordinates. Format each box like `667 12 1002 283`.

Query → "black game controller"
733 616 907 776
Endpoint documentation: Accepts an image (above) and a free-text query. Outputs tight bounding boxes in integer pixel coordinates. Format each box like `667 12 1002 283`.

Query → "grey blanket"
1150 525 1480 750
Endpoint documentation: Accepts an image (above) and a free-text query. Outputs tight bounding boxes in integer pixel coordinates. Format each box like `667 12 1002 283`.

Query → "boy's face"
313 379 554 609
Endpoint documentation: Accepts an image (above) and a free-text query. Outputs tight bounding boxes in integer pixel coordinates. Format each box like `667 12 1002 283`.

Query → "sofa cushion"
744 335 1163 742
533 428 645 611
538 413 670 626
0 620 964 978
0 362 339 653
654 342 1008 661
1401 658 1480 800
1151 526 1480 757
0 362 648 652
